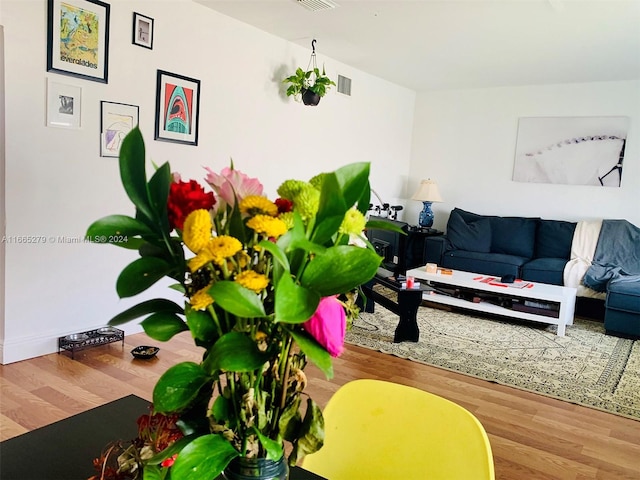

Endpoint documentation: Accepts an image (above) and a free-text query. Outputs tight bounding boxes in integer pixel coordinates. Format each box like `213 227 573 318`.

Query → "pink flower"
204 165 263 209
303 296 346 357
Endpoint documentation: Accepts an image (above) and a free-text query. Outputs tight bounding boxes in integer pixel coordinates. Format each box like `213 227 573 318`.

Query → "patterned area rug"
347 300 640 420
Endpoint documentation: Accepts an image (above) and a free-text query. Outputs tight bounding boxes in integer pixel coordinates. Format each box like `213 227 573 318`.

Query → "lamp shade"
411 179 443 203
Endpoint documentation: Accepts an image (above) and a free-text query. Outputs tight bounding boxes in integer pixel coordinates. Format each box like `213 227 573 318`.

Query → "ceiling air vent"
296 0 338 12
337 75 351 96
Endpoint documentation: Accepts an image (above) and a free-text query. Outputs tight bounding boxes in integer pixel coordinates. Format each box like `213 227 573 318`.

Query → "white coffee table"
406 267 577 336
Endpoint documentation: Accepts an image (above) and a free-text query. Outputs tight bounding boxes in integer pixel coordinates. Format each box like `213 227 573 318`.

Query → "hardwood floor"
1 331 639 479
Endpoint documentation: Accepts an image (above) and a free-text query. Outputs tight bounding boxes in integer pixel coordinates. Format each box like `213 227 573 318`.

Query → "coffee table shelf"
407 267 577 336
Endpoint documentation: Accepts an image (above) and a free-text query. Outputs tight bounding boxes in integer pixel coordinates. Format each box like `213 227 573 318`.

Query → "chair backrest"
301 379 495 480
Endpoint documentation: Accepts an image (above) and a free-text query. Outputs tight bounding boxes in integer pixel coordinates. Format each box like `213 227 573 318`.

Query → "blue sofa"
424 208 640 338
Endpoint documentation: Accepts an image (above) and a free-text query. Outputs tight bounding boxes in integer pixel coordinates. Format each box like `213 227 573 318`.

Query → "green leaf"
202 332 269 374
147 162 172 233
119 127 154 223
334 162 371 210
365 218 407 235
212 395 230 423
290 398 325 465
141 465 164 480
186 307 218 343
86 214 154 240
289 327 333 379
170 434 239 480
313 173 347 244
153 362 210 413
108 299 184 326
275 274 319 324
116 257 173 298
141 312 188 341
253 429 284 461
301 245 381 296
279 396 302 442
257 240 290 271
208 281 266 318
146 434 199 465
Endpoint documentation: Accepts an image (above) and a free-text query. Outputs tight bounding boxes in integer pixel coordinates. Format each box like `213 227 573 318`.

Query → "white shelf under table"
406 267 577 336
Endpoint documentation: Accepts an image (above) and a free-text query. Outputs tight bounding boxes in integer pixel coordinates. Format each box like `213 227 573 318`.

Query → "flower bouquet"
86 127 387 479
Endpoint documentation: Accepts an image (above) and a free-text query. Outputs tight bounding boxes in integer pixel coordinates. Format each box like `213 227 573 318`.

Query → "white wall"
408 81 640 230
0 0 415 363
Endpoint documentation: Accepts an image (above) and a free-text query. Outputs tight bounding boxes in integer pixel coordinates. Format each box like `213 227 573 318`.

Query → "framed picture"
154 70 201 146
100 101 139 157
132 12 154 49
47 79 82 128
47 0 110 83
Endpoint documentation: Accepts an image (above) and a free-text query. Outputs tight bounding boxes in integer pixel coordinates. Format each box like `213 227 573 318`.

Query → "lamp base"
418 201 434 228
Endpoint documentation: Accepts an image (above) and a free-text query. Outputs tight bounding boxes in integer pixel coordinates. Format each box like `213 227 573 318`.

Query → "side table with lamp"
411 178 443 233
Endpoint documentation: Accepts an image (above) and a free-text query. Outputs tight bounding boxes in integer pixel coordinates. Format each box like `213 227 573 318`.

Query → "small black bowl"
131 345 160 359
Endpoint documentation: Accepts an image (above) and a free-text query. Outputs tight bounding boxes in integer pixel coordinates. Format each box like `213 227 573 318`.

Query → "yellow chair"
302 379 495 480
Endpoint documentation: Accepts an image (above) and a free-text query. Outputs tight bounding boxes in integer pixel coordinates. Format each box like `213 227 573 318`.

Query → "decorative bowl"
97 326 119 335
131 345 159 359
64 333 89 343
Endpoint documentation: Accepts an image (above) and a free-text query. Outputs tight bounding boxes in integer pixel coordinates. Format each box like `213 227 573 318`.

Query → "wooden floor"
1 331 639 480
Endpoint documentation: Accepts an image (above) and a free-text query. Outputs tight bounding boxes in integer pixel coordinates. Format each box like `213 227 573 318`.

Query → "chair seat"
301 379 495 480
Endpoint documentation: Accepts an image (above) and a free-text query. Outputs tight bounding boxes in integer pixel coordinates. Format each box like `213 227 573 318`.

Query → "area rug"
347 301 640 420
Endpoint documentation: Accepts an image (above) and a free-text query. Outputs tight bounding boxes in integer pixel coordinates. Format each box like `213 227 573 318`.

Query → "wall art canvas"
47 0 110 83
100 101 139 157
47 79 81 128
154 70 200 146
132 12 153 49
512 116 629 187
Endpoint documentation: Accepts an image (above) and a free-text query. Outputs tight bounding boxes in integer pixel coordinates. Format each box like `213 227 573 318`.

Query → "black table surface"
0 395 325 480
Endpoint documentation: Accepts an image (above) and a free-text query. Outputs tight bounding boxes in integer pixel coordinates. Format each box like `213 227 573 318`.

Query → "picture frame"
47 78 82 129
46 0 110 84
132 12 154 49
100 101 139 157
154 70 201 146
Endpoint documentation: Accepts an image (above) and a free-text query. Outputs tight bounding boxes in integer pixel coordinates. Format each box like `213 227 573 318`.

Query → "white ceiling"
194 0 640 92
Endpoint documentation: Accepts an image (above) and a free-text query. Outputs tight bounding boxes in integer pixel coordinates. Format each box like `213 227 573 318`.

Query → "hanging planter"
283 39 336 106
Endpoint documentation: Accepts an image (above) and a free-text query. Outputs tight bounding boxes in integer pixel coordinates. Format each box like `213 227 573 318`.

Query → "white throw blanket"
563 220 606 299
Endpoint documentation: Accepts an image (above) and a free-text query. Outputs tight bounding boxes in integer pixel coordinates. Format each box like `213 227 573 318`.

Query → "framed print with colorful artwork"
132 12 154 49
47 0 110 83
47 78 81 128
100 101 139 157
154 70 201 146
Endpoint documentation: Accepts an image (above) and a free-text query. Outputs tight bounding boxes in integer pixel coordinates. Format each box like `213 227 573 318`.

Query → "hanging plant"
283 40 336 106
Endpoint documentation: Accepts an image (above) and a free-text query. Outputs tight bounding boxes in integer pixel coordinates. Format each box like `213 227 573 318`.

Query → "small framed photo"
100 101 139 157
47 0 110 83
132 12 154 49
47 79 82 128
154 70 201 146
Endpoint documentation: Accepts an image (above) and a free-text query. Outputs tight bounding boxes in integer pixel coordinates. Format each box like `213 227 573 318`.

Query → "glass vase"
222 455 289 480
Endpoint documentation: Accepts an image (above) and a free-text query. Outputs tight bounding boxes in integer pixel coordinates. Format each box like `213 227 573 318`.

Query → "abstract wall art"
154 70 200 146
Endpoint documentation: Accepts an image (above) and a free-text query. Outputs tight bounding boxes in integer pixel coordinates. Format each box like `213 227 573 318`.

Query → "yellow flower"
190 286 214 310
183 209 212 253
188 251 214 272
339 208 367 235
236 270 269 293
209 236 243 265
247 215 288 239
240 196 278 217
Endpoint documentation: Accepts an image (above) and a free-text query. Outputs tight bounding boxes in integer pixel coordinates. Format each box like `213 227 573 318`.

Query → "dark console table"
0 395 325 480
361 267 432 342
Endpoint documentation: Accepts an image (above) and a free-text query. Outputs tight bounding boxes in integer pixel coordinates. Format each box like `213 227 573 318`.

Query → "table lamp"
411 179 443 228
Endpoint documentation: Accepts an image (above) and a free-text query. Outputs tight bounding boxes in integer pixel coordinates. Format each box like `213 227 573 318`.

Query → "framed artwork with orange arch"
154 70 200 146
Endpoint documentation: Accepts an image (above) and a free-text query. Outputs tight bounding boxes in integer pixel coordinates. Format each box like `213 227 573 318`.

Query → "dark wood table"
0 395 325 480
361 267 432 342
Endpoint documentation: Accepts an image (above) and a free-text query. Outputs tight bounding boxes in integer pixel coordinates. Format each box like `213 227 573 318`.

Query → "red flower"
275 197 293 214
161 454 178 468
167 179 216 230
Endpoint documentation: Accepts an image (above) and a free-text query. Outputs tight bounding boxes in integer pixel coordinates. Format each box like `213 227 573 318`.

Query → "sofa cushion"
441 250 526 278
521 258 568 286
489 216 538 258
606 278 640 313
446 209 491 253
535 220 576 259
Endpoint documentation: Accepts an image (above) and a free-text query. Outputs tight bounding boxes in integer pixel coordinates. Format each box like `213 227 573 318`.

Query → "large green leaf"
119 128 154 223
116 257 173 298
202 332 269 374
153 362 210 412
86 215 154 242
334 162 370 210
141 312 188 341
301 245 381 296
185 307 218 343
275 274 319 324
253 429 284 461
290 398 325 465
141 465 164 480
147 162 171 234
289 328 333 379
108 299 183 326
313 173 347 245
170 434 239 480
208 281 266 318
